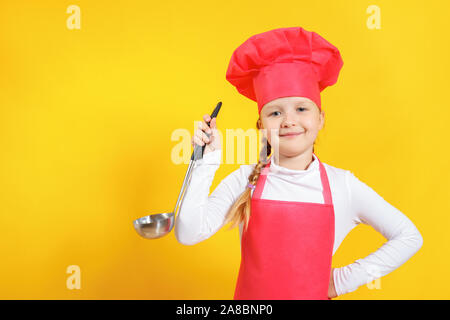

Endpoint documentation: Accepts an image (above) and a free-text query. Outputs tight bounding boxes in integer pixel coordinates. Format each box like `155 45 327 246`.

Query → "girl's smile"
279 132 304 137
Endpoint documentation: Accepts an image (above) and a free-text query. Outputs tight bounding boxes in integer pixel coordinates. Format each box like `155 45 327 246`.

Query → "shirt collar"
268 153 319 175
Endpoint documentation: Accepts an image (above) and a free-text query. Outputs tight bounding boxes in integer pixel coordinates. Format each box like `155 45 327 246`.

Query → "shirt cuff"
194 149 222 166
333 262 367 296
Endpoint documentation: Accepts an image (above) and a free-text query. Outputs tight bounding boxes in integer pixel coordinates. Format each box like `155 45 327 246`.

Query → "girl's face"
257 96 325 158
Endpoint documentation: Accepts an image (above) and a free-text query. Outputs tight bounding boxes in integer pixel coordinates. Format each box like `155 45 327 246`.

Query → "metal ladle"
133 102 222 239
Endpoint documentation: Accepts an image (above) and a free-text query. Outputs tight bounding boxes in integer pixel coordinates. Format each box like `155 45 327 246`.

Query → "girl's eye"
270 108 306 116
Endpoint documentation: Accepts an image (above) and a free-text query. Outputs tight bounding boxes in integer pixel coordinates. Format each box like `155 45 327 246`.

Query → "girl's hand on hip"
328 268 338 299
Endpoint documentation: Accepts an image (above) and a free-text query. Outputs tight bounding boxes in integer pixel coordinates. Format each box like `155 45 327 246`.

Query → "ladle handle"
191 101 222 161
174 101 223 216
173 158 196 217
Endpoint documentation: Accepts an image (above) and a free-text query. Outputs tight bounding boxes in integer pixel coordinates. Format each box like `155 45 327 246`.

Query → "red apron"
234 154 335 300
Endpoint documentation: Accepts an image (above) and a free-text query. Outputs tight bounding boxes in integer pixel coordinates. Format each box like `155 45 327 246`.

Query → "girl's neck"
273 151 315 171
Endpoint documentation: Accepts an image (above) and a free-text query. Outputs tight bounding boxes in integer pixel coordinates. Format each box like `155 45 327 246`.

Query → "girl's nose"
281 113 297 127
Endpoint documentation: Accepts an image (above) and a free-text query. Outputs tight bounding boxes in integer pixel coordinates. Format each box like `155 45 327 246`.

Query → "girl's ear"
319 111 325 130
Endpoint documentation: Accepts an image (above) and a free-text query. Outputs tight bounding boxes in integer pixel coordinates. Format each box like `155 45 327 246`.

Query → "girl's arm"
333 171 423 296
174 149 249 245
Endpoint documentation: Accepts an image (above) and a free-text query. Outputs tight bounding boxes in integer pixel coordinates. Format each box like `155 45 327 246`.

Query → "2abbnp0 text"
176 304 273 316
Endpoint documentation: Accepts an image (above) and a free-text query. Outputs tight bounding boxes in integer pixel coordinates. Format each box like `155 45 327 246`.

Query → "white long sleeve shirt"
174 149 423 296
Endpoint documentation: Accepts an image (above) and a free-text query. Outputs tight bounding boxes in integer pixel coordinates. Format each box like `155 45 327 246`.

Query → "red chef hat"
225 27 343 114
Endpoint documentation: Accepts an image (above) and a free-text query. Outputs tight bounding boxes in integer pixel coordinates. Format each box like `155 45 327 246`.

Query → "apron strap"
318 160 333 205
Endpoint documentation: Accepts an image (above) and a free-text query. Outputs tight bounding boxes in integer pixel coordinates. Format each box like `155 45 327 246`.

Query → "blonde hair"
223 117 317 233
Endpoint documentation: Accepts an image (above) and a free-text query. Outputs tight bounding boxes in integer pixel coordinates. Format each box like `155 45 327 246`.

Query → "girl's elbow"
405 228 424 254
404 222 424 253
176 235 198 246
174 229 200 246
415 231 424 252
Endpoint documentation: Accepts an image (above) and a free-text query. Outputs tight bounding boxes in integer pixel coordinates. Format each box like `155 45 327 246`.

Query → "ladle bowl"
133 212 174 239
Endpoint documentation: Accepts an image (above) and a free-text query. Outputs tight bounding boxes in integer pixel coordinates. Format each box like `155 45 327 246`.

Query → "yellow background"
0 0 448 299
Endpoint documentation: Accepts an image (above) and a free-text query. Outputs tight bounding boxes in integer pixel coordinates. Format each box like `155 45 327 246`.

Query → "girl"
175 27 423 300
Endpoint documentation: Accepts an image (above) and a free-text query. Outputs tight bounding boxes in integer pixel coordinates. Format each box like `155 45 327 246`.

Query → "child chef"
175 27 423 300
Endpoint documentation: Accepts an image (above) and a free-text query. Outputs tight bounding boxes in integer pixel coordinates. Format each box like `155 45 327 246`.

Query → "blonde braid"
223 121 271 233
